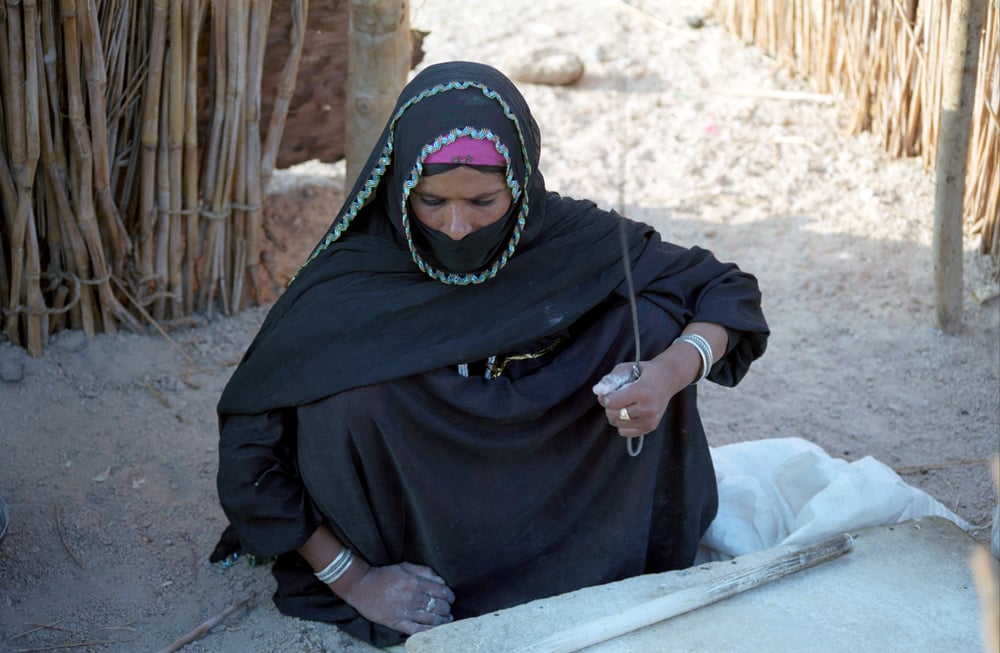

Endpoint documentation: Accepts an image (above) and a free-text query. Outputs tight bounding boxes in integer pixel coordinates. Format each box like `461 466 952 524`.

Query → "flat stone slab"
407 517 985 652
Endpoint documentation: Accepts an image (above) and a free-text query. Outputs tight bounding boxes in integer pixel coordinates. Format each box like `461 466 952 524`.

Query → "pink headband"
424 135 506 167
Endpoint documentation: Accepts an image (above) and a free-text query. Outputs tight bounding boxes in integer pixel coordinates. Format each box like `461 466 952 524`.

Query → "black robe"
215 61 768 648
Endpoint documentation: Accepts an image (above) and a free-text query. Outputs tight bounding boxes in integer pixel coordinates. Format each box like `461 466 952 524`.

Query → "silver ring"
426 597 436 612
619 407 631 422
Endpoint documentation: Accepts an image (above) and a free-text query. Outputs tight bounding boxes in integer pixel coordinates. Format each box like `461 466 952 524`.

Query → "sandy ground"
1 1 998 651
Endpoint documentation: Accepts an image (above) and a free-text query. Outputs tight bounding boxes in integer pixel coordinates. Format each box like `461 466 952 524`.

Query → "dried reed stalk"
78 0 130 270
183 0 206 314
166 0 184 320
0 25 16 312
261 0 307 188
139 0 168 300
0 147 15 310
3 0 29 345
154 58 172 320
197 0 231 314
2 0 45 353
39 0 95 334
242 0 272 310
63 0 139 336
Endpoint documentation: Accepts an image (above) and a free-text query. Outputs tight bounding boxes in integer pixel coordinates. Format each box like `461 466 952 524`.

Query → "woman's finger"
401 562 449 585
405 597 454 627
394 618 427 635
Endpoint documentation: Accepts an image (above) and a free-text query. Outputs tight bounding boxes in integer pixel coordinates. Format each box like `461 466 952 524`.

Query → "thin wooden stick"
139 0 169 293
37 0 96 335
198 0 235 314
62 0 129 336
893 457 994 474
11 621 65 640
142 379 172 408
14 639 132 653
723 89 835 103
155 594 254 653
167 0 185 320
20 0 44 353
260 0 307 188
19 623 78 635
77 0 130 268
53 504 84 568
182 0 205 313
242 0 271 309
231 31 250 315
111 276 195 365
507 534 853 653
3 0 31 348
154 57 171 321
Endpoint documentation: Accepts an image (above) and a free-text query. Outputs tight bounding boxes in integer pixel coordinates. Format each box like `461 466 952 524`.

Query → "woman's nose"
440 205 473 240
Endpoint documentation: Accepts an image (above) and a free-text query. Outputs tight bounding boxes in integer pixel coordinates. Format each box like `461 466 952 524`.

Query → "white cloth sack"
697 437 971 562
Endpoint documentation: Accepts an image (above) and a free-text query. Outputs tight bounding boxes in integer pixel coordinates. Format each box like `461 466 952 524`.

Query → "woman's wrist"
298 524 371 600
673 333 713 384
328 554 371 599
653 342 703 391
675 322 729 383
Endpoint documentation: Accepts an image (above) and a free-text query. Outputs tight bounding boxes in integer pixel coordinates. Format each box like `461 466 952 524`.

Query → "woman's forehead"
414 166 510 196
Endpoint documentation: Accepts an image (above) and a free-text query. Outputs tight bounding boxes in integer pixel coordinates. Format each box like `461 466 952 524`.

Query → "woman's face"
410 166 512 240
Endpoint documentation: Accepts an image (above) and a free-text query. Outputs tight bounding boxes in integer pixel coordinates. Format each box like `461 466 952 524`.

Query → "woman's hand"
341 561 455 635
298 525 455 635
593 322 729 438
593 359 684 438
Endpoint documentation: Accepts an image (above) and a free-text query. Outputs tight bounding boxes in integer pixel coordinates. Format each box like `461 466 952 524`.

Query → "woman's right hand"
341 561 455 635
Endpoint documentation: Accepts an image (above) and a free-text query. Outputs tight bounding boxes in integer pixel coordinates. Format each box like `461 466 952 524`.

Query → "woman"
216 60 768 647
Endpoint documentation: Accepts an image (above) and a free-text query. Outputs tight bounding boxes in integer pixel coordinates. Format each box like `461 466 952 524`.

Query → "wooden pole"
506 534 853 653
932 0 984 333
345 0 411 187
260 0 307 189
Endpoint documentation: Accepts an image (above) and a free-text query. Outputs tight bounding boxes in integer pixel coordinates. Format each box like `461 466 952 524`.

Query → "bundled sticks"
0 0 308 355
713 0 999 271
969 1 999 261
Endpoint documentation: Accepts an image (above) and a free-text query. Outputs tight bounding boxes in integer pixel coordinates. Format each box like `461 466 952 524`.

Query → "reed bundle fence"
713 0 999 272
0 0 308 356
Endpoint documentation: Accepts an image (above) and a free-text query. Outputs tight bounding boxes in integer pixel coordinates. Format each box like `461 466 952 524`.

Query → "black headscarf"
218 61 654 415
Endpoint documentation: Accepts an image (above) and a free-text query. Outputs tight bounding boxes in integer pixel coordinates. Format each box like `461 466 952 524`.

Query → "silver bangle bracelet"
315 547 354 585
674 333 714 384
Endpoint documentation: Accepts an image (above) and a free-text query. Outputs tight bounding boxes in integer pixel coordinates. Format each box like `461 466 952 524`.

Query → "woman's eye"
473 198 495 207
417 196 444 207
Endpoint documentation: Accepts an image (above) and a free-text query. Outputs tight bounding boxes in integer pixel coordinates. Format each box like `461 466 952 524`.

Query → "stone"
0 347 24 383
686 14 706 29
407 518 982 652
52 330 87 353
507 49 585 86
